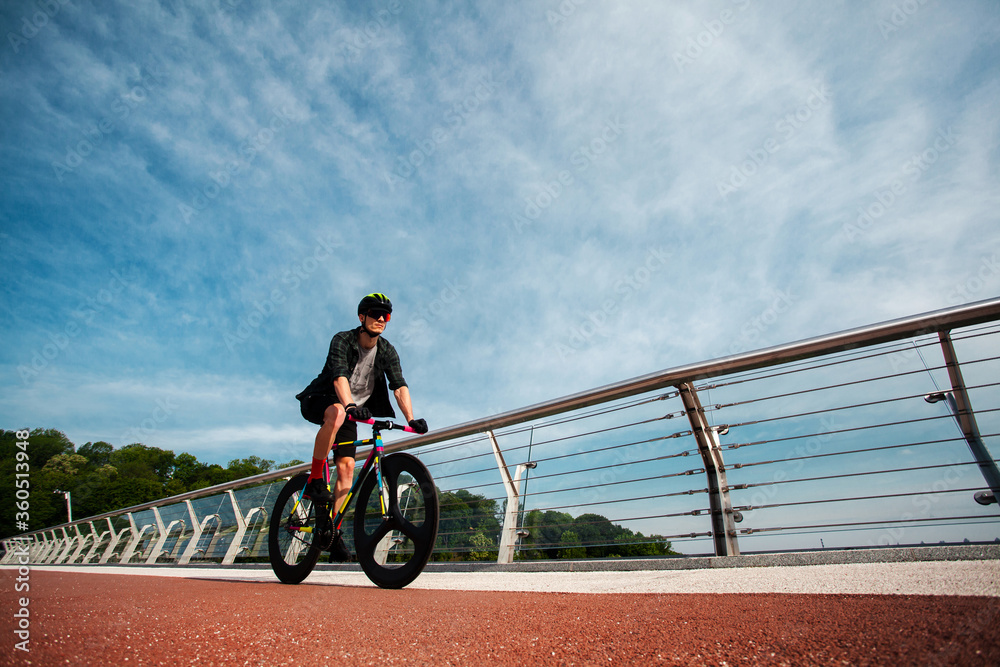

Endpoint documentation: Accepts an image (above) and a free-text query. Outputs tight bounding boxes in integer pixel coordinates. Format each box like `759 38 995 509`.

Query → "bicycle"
268 417 439 589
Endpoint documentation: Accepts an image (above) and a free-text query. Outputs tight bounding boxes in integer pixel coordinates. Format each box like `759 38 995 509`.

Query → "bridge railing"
4 298 999 566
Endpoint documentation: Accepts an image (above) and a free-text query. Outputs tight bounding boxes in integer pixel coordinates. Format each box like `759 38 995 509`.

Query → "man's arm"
393 385 415 423
334 377 353 407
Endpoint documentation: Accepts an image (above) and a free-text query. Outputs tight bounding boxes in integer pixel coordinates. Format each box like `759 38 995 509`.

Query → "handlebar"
348 415 419 434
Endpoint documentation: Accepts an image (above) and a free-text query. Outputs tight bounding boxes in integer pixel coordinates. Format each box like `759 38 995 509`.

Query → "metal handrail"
385 296 1000 450
17 296 1000 536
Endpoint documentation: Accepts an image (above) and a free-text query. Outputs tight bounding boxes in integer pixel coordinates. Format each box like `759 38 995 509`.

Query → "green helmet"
358 292 392 316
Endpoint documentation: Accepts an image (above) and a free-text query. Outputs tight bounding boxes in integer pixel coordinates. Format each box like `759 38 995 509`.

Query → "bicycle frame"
288 418 403 539
328 422 391 530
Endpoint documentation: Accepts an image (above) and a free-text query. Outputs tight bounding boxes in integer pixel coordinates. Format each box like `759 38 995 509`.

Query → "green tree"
226 456 275 479
572 513 618 558
434 489 502 560
86 477 165 513
516 509 678 560
468 532 497 561
519 509 575 559
43 453 89 476
77 441 114 467
73 464 119 518
110 443 175 483
0 429 77 534
560 530 586 558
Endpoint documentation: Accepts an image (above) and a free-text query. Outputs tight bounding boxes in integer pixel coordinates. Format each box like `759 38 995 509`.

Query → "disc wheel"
268 472 329 584
354 453 439 589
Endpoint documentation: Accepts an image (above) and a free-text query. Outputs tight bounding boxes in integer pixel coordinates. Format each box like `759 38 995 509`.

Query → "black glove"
346 403 371 422
408 418 428 434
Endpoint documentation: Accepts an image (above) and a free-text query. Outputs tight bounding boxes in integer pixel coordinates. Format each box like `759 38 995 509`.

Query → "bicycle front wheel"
354 453 439 589
268 472 327 584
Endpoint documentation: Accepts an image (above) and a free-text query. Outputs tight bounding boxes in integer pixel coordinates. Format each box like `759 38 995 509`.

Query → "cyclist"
295 292 428 561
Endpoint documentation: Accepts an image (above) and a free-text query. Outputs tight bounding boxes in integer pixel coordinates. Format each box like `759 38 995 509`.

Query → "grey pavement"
20 558 1000 596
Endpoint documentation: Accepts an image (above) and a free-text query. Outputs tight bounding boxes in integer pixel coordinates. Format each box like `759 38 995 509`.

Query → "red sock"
309 457 325 480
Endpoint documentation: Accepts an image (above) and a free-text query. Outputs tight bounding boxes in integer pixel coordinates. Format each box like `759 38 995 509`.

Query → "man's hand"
408 418 428 434
346 403 372 422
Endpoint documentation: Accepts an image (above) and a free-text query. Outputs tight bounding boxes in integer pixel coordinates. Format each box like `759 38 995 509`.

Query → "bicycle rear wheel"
268 472 328 584
354 453 439 589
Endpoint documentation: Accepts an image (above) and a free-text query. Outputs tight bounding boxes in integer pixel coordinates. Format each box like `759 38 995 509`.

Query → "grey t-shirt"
349 342 377 407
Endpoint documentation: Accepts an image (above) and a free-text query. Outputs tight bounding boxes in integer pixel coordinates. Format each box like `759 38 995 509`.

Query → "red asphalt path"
2 570 999 666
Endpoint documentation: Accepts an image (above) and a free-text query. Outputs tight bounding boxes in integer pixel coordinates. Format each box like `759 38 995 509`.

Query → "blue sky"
2 0 999 468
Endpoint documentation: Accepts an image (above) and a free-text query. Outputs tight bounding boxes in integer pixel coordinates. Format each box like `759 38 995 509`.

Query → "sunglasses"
366 310 391 322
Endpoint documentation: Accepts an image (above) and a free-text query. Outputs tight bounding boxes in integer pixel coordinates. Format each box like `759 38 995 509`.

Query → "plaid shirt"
298 327 407 417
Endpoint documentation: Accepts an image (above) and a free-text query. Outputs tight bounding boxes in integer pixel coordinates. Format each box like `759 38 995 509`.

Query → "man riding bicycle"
295 292 428 561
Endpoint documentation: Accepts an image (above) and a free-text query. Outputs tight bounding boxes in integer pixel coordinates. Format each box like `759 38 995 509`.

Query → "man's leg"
333 455 356 513
312 403 347 463
330 452 356 561
305 403 346 503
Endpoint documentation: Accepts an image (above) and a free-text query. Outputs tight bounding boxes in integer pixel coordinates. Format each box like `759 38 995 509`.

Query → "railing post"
146 508 186 565
937 331 1000 506
178 501 204 564
222 492 267 565
31 534 45 563
35 531 54 563
0 539 17 565
68 523 93 563
42 528 62 563
169 520 188 560
119 513 156 564
678 382 740 557
488 430 533 564
223 495 266 565
41 529 63 563
81 521 105 563
29 534 46 563
146 507 168 564
99 518 126 563
53 526 79 564
82 533 101 563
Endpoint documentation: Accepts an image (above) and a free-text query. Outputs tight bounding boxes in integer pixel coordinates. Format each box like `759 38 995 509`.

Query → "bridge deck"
3 558 998 665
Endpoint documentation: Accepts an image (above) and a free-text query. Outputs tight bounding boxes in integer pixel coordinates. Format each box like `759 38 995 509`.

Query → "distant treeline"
0 428 288 539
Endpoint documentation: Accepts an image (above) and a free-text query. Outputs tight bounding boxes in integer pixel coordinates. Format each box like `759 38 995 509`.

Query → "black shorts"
299 393 359 459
